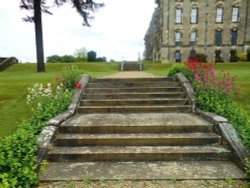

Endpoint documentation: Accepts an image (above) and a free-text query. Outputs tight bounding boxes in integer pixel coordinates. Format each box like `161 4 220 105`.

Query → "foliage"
96 57 107 62
245 158 250 179
0 82 73 187
196 89 250 148
168 64 194 81
185 62 240 95
168 62 250 150
230 49 238 62
74 47 88 61
55 66 82 89
20 0 104 26
87 51 97 62
188 53 207 63
236 52 247 62
247 48 250 61
47 55 76 63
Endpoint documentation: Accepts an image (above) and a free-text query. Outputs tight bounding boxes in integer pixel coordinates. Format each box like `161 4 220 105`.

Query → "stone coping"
176 72 250 170
36 74 89 166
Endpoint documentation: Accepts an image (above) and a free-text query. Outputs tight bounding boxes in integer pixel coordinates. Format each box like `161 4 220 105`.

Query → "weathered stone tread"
49 145 229 154
40 161 246 181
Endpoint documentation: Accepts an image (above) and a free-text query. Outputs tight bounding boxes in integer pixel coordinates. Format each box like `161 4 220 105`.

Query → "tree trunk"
34 0 45 72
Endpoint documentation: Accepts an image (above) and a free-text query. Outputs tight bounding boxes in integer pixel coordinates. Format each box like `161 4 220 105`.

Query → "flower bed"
0 66 82 187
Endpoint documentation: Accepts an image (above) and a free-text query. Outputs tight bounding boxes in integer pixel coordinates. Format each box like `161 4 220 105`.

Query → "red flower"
75 82 81 89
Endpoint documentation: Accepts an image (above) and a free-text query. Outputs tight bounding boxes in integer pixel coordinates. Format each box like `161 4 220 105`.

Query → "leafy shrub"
245 158 250 179
168 64 194 81
168 63 250 151
46 55 77 63
62 66 81 89
0 80 73 187
230 49 238 62
247 48 250 62
87 51 97 62
196 89 250 149
236 53 247 62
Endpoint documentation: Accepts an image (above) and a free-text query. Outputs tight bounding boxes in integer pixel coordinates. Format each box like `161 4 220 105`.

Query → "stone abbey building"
144 0 250 62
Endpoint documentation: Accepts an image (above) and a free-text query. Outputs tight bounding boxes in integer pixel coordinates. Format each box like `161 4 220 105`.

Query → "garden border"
36 74 89 166
176 72 250 170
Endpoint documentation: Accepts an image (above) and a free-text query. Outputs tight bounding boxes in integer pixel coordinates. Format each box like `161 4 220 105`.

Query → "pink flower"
204 76 209 82
75 82 81 89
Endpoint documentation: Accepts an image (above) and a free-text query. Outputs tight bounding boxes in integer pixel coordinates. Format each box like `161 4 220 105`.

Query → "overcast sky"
0 0 156 62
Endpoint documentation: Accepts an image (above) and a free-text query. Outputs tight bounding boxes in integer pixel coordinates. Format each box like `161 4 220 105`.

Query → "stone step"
78 105 192 113
91 77 173 83
87 81 180 88
82 92 186 99
85 87 183 93
59 124 214 134
48 146 231 162
39 161 247 181
80 98 188 106
54 133 221 146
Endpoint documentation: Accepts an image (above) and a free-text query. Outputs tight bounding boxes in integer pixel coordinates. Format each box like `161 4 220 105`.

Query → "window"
175 8 182 23
232 7 239 22
175 31 182 45
216 7 223 23
190 31 197 44
175 51 181 62
191 8 198 23
215 30 222 45
231 29 237 45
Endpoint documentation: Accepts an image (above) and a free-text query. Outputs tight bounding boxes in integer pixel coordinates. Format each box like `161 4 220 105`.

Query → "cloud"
0 0 155 62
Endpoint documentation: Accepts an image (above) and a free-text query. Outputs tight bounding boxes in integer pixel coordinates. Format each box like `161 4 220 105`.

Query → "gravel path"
99 71 163 78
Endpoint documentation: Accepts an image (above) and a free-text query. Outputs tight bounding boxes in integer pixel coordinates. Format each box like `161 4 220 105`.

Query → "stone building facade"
145 0 250 62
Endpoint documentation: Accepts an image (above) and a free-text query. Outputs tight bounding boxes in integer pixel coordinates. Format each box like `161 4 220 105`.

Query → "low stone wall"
0 57 18 71
36 75 89 166
176 72 250 170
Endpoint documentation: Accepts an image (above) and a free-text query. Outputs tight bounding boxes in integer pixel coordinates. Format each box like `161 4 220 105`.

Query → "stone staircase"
40 77 246 181
78 77 192 113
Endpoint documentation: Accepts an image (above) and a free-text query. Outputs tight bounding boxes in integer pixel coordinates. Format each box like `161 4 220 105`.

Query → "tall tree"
20 0 104 72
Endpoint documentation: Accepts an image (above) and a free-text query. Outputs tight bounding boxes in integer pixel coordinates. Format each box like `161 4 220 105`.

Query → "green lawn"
0 62 118 138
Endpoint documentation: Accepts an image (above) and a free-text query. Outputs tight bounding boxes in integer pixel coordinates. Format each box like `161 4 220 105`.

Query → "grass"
0 62 118 138
144 61 172 76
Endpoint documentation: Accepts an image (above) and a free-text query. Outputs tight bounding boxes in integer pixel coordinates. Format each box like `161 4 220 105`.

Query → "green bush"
236 53 247 62
168 64 194 81
0 81 73 187
168 64 250 151
196 89 250 149
61 66 82 89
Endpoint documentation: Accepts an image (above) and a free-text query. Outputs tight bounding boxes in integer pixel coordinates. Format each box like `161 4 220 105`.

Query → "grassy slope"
0 63 118 138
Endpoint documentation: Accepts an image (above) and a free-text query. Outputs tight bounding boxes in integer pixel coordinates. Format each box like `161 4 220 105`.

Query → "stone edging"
175 73 196 113
36 74 89 165
176 72 250 170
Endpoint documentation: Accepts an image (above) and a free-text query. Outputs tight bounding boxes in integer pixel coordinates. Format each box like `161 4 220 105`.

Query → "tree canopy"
20 0 104 26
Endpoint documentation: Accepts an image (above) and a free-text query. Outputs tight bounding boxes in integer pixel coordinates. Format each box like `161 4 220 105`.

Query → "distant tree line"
46 48 107 63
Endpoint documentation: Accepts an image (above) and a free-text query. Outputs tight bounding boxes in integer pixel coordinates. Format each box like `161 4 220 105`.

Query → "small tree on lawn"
87 51 97 62
20 0 104 72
